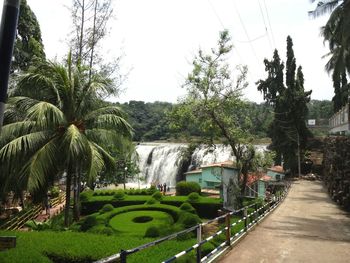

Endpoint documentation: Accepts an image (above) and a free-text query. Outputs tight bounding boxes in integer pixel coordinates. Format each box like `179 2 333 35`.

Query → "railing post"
244 207 248 232
120 249 127 263
225 213 231 246
254 203 258 223
196 224 202 263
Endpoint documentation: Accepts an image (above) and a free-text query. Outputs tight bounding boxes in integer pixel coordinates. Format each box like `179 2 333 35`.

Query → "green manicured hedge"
176 181 201 196
81 194 222 218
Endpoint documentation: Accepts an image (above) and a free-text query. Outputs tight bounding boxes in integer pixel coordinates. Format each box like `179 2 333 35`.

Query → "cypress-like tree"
257 36 312 174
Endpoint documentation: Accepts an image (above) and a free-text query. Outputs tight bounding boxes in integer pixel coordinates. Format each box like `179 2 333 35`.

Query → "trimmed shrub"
80 215 98 231
187 192 200 203
100 204 114 213
80 191 93 202
152 191 162 201
176 181 201 196
147 185 157 195
100 227 114 236
144 226 160 237
113 190 125 201
177 212 201 228
50 186 60 198
145 197 158 205
179 202 196 214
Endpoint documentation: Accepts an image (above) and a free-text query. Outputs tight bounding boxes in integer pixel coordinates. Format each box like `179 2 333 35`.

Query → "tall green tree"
0 54 132 225
257 36 312 173
170 30 256 198
310 0 350 112
12 0 45 72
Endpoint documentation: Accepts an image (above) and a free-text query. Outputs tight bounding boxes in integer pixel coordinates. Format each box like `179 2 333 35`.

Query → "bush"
145 197 158 205
179 202 196 214
80 215 98 231
152 191 162 201
80 191 93 202
177 212 201 228
176 181 201 196
100 227 114 236
187 192 200 203
100 204 114 213
147 185 157 195
113 190 125 201
144 226 160 237
50 186 60 198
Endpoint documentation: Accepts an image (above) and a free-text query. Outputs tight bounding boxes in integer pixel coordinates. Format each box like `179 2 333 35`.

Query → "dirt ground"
218 180 350 263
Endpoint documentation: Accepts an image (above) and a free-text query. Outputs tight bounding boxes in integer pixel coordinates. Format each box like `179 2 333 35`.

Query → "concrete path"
218 180 350 263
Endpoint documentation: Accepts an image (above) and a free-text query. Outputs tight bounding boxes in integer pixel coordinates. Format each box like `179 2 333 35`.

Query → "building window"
199 178 202 183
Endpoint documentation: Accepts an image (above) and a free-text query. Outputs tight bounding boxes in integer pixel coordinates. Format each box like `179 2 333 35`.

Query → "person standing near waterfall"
163 183 167 194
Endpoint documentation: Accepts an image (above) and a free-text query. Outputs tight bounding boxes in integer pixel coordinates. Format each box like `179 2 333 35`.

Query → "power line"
262 0 276 48
257 0 274 52
232 0 260 65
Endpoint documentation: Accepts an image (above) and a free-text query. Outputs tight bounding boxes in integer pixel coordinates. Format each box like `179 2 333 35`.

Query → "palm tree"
310 1 350 111
0 53 132 225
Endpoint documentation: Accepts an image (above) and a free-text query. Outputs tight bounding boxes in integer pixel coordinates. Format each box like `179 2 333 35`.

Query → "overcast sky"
5 0 334 103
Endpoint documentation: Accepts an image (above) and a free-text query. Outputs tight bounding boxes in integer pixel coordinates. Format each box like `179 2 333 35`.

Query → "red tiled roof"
246 172 272 185
267 165 284 173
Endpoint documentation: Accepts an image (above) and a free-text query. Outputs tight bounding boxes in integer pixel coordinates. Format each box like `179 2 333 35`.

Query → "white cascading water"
135 143 267 188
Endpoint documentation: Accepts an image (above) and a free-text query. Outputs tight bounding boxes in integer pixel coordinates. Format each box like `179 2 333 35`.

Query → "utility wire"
262 0 276 48
257 0 274 52
232 0 260 65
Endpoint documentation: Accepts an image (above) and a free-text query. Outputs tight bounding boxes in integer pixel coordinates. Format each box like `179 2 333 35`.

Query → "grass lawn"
109 210 174 236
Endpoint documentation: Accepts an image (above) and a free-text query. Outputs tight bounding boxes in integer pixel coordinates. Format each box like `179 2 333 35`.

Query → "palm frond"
27 101 66 129
8 96 40 112
61 124 90 163
0 121 37 147
83 106 126 121
85 128 125 146
19 137 60 191
86 142 104 186
91 114 133 137
90 142 116 171
309 0 341 17
0 131 53 172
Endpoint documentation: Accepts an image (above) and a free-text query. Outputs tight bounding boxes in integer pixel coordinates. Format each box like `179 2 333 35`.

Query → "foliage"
49 186 60 198
145 197 158 205
257 37 312 173
179 202 196 214
310 1 350 113
113 190 125 201
99 204 114 213
176 181 201 196
11 0 45 72
1 54 132 225
152 191 163 201
80 215 98 231
187 192 200 203
177 211 201 228
109 210 173 236
144 225 161 237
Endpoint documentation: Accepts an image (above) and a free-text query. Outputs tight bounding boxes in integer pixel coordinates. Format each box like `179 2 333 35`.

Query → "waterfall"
135 143 267 188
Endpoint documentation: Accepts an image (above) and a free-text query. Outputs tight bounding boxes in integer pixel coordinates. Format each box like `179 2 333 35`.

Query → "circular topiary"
144 226 160 237
145 197 158 205
113 190 125 200
100 204 114 213
132 216 153 223
187 192 200 203
179 202 196 213
152 191 162 201
179 212 201 228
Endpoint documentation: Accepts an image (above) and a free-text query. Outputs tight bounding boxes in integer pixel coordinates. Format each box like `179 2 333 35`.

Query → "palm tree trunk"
64 172 72 227
73 167 81 221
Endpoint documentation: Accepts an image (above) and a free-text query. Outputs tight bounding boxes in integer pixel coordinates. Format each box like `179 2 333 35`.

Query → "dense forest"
115 99 333 142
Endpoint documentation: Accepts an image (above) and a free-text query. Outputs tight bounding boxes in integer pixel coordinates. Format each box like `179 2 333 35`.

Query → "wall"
186 173 203 188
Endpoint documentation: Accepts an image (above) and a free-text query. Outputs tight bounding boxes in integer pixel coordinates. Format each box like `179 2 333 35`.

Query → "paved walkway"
218 180 350 263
